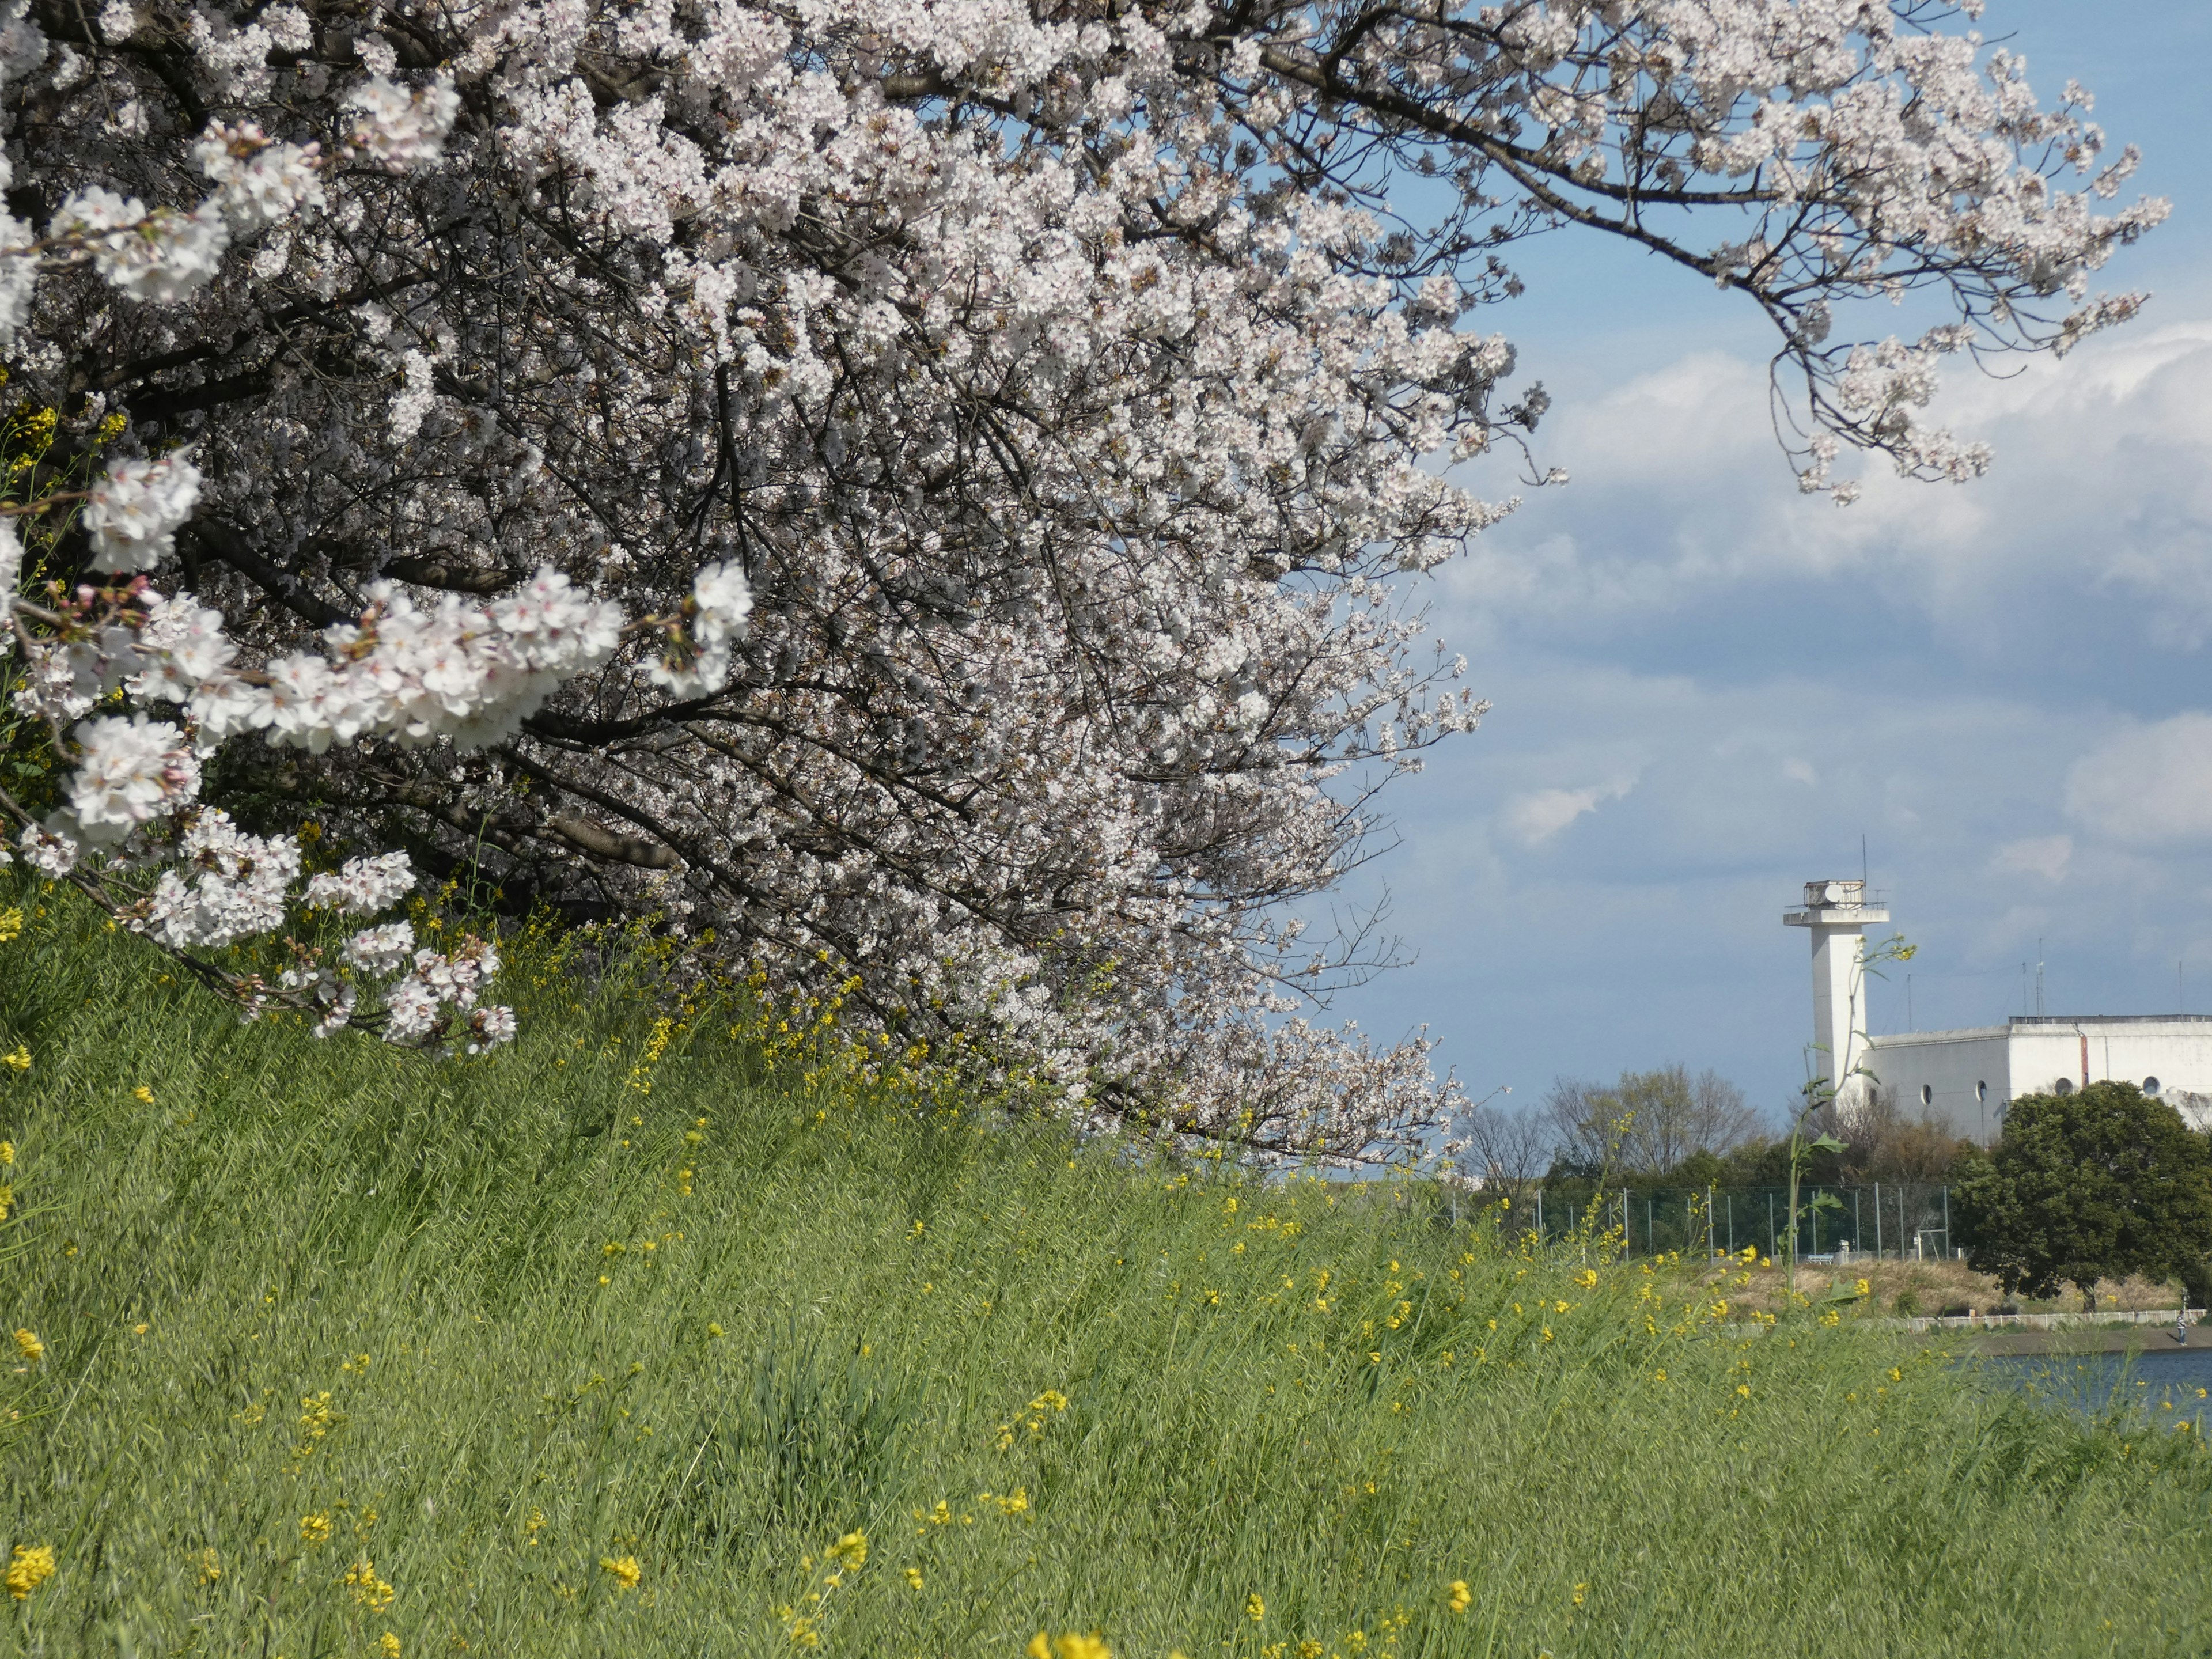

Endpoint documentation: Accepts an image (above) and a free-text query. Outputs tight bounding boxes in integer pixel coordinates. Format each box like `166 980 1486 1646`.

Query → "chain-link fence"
1517 1183 1957 1262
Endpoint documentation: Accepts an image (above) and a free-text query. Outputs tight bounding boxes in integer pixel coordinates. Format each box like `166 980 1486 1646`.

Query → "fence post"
1767 1191 1774 1258
1942 1186 1951 1257
1853 1188 1861 1257
1874 1181 1882 1260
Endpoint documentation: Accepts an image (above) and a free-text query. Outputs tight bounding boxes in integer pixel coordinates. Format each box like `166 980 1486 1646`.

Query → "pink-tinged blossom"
340 921 416 974
82 452 202 574
0 516 19 623
194 122 324 230
306 853 416 915
52 188 228 302
17 823 75 878
650 560 752 694
64 714 200 842
466 1005 518 1052
346 77 461 169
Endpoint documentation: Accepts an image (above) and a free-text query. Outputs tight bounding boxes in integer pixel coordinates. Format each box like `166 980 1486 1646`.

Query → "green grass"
2 890 2210 1658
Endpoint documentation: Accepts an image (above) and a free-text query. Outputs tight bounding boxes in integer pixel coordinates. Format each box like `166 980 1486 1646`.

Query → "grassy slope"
1 892 2208 1658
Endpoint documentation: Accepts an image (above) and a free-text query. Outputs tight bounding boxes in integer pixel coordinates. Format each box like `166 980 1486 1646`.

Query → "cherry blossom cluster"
0 0 2164 1156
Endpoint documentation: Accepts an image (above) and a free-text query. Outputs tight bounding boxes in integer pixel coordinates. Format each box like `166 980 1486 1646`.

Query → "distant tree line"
1454 1066 2212 1306
1455 1063 1975 1209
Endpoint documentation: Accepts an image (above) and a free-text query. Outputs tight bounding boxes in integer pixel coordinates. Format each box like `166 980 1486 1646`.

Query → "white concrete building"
1783 878 2212 1142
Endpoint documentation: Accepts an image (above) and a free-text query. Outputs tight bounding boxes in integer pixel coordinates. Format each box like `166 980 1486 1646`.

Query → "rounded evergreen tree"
1955 1081 2212 1309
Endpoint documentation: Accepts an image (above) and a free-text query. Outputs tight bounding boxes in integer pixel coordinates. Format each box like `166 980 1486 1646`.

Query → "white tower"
1785 879 1889 1103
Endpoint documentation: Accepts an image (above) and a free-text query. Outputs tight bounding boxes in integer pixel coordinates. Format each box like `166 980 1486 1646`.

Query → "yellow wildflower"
904 1567 924 1589
600 1555 642 1590
13 1328 42 1363
1447 1580 1472 1613
826 1530 867 1569
133 1085 154 1105
197 1547 221 1584
344 1560 396 1611
0 1141 12 1164
1 1045 28 1073
1247 1593 1266 1622
5 1544 56 1600
381 1635 402 1658
1030 1636 1111 1659
301 1513 333 1545
0 909 20 944
1572 1583 1588 1608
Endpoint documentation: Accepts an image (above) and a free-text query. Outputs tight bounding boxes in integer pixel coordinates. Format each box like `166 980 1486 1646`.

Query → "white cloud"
1441 317 2212 653
1498 778 1633 846
1781 757 1819 787
2065 713 2212 845
1990 834 2073 883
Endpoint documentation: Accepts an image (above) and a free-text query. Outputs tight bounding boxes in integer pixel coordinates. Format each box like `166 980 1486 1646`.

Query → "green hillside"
1 892 2207 1657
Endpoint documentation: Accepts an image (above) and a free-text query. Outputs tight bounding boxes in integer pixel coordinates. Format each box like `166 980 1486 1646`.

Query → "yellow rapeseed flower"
0 1141 12 1165
5 1544 55 1600
0 908 21 942
133 1085 154 1105
904 1566 924 1589
1447 1580 1472 1613
1 1044 29 1073
196 1547 221 1584
13 1328 43 1363
1029 1635 1111 1659
380 1634 402 1657
1246 1593 1266 1622
344 1560 395 1611
301 1513 334 1545
826 1530 867 1569
600 1555 642 1590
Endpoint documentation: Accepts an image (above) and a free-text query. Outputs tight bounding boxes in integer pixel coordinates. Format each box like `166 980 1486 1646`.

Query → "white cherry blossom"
0 0 2168 1152
82 453 202 574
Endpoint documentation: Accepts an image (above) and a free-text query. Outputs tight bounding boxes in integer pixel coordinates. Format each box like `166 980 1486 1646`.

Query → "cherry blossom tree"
0 0 2164 1153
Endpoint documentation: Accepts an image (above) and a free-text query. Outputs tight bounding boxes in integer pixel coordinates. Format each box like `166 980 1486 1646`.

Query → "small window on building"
2053 1077 2074 1096
1919 1084 1933 1107
1976 1081 1987 1102
2144 1075 2161 1096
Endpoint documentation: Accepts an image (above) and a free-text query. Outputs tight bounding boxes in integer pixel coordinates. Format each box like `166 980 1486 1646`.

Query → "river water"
1975 1347 2212 1428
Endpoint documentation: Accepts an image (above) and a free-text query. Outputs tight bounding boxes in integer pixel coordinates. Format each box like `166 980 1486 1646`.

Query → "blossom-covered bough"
0 0 2163 1149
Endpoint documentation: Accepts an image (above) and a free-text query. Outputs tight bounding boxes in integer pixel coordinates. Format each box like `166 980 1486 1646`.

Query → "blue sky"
1320 2 2212 1123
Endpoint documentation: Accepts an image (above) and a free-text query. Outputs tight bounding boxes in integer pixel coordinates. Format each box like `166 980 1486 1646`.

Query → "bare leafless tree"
1544 1066 1763 1179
